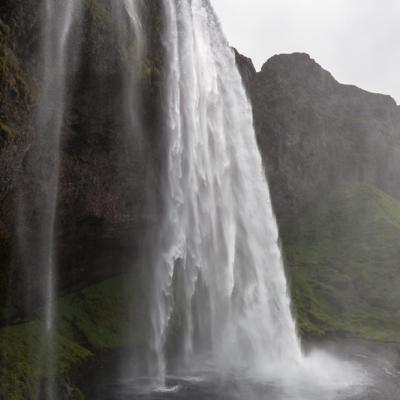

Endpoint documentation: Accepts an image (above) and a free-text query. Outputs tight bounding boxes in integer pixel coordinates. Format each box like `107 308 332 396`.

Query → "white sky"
212 0 400 104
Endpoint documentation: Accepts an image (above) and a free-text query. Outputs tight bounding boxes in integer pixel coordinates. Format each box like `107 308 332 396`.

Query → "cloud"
212 0 400 103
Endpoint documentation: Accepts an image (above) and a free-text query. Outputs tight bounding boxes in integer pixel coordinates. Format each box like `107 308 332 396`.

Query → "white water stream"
151 0 301 382
34 0 81 398
144 1 367 396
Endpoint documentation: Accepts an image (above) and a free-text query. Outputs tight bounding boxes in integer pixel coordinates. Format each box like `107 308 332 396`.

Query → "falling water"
7 0 367 397
31 0 81 397
150 0 302 384
112 0 145 139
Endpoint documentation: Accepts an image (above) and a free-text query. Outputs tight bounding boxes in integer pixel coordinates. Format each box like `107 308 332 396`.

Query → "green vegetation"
0 320 90 400
0 224 12 322
283 183 400 342
141 63 161 83
0 120 14 139
0 274 146 400
0 18 31 101
0 16 32 149
58 274 148 350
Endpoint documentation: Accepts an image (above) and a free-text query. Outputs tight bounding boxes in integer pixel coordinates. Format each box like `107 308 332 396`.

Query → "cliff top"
259 52 398 108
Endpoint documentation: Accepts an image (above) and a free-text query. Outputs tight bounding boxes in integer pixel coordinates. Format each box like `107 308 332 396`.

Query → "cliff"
0 0 166 323
240 52 400 340
238 52 400 224
0 3 166 397
1 2 400 398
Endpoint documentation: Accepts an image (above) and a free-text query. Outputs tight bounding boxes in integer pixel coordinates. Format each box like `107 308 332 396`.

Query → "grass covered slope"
283 183 400 341
0 273 147 400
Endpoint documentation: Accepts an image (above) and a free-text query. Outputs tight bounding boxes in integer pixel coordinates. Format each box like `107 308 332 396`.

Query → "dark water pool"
81 340 400 400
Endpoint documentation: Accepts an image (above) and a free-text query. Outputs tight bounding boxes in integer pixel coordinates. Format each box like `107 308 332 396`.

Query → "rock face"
0 0 38 320
233 48 256 93
241 52 400 339
0 0 166 321
0 0 400 345
247 53 400 225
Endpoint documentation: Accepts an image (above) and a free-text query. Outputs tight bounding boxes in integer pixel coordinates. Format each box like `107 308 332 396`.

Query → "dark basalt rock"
0 0 166 322
233 47 256 94
245 52 400 225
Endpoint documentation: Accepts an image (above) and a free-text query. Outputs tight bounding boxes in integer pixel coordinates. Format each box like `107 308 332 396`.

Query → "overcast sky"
212 0 400 104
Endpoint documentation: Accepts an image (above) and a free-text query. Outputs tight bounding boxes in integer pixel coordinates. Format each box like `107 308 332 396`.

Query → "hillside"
283 183 400 341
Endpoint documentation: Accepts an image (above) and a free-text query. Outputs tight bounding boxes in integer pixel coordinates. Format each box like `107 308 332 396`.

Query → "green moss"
0 19 11 39
0 120 14 139
0 320 90 400
283 183 400 342
58 274 147 350
0 273 146 399
141 63 160 82
0 321 41 399
0 223 12 321
0 18 31 102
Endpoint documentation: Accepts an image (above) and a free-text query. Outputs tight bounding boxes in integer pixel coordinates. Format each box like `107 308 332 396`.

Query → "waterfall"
150 0 302 383
26 0 81 398
2 0 369 398
112 0 145 141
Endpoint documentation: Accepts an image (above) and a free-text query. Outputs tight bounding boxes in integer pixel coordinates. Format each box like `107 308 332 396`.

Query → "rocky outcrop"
248 53 400 224
0 0 166 322
241 52 400 340
282 183 400 340
0 1 38 321
233 48 256 93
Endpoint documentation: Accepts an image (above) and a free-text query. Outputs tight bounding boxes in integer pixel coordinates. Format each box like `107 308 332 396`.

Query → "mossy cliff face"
0 0 37 168
0 1 37 321
0 3 165 397
283 183 400 341
0 0 166 322
239 51 400 341
0 273 149 399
